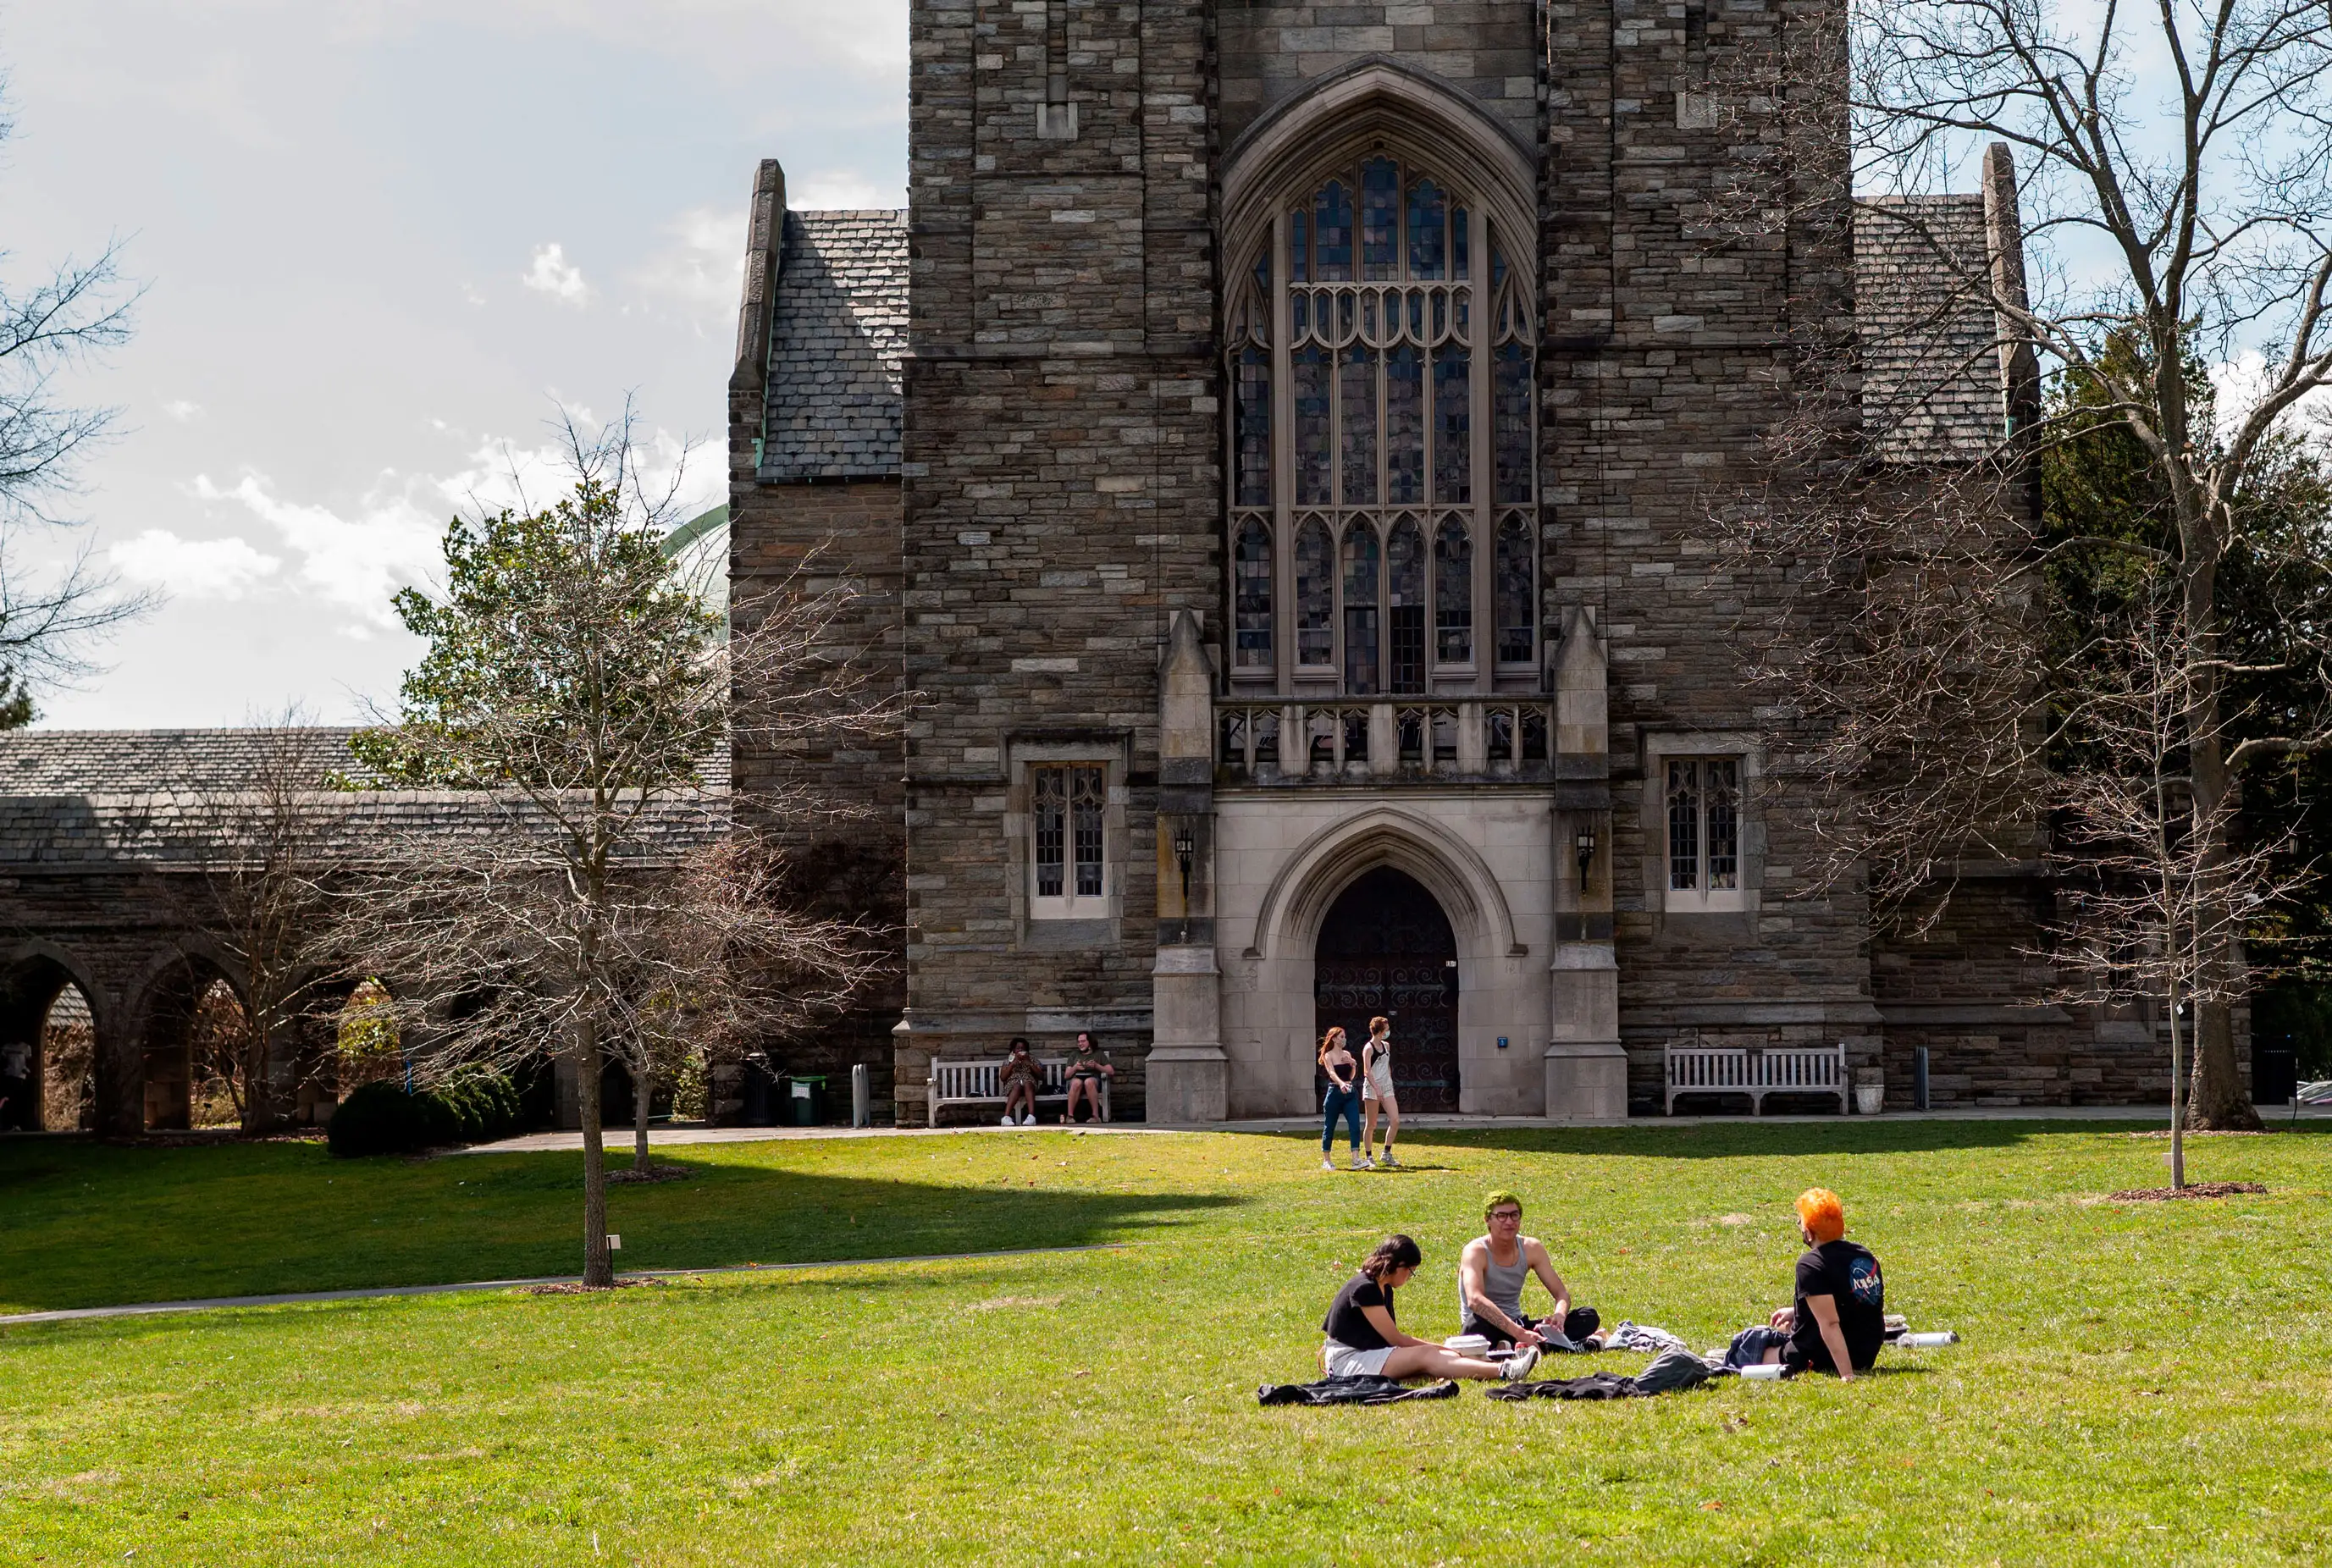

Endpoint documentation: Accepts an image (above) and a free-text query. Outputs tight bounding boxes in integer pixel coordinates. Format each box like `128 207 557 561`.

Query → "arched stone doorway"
0 958 97 1133
1312 867 1461 1112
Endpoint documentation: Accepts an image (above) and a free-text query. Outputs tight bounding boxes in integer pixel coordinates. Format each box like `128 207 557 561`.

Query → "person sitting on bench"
1733 1187 1886 1380
998 1037 1041 1126
1322 1234 1540 1383
1063 1032 1114 1124
1457 1190 1609 1351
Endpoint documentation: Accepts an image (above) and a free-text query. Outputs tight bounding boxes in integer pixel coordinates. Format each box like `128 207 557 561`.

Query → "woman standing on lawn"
1320 1234 1540 1383
1359 1014 1401 1168
1319 1027 1365 1170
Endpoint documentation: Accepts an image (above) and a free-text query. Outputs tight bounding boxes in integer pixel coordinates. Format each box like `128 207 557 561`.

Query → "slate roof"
760 210 909 482
0 728 374 794
0 729 728 869
1854 196 2009 463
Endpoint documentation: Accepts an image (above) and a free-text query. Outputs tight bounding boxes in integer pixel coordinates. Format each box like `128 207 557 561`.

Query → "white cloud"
161 399 204 422
110 529 280 599
2211 351 2332 445
164 420 724 635
631 206 743 313
187 471 449 633
522 243 589 306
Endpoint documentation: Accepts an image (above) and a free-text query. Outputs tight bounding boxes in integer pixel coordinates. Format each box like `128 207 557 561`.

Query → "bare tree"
2048 604 2306 1184
333 407 897 1285
0 83 152 718
1699 0 2332 1128
169 710 348 1134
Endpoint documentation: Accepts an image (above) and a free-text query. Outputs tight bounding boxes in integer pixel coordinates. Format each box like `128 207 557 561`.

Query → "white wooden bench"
927 1057 1111 1127
1666 1041 1848 1115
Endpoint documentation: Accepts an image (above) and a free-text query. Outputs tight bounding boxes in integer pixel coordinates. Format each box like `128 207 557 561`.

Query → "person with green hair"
1456 1190 1607 1351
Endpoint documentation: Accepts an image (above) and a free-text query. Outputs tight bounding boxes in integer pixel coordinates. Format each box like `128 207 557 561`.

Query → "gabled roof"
0 729 729 868
1854 196 2014 463
759 210 908 482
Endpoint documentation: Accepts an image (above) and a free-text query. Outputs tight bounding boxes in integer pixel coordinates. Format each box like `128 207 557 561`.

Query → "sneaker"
1500 1345 1541 1382
1021 1113 1036 1125
1355 1155 1374 1170
1000 1114 1015 1126
1321 1157 1336 1171
1380 1151 1401 1168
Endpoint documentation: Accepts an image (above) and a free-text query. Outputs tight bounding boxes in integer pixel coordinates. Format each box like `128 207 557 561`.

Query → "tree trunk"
578 1015 613 1289
633 1059 653 1171
240 1014 274 1137
2187 997 2256 1129
2166 982 2186 1190
2181 558 2263 1133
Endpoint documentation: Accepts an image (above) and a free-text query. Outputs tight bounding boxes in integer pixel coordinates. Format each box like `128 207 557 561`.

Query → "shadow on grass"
1235 1118 2332 1160
0 1140 1246 1313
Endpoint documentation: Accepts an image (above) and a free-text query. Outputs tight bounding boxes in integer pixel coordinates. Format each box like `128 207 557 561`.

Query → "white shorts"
1322 1340 1395 1378
1362 1070 1395 1102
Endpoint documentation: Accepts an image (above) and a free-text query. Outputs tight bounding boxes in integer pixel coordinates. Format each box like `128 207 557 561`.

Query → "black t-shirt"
1322 1273 1396 1350
1789 1239 1886 1372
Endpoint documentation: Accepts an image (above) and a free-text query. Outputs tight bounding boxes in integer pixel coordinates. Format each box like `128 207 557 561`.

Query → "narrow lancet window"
1295 519 1334 668
1234 521 1274 670
1341 525 1381 694
1434 516 1472 664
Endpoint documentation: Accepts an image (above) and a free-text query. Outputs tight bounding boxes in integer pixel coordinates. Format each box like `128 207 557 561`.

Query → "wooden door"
1312 867 1461 1113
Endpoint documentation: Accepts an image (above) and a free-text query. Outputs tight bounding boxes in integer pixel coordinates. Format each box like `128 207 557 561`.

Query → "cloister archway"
0 955 98 1133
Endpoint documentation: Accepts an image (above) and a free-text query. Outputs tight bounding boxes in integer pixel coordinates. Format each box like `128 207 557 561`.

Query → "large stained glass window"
1224 152 1535 688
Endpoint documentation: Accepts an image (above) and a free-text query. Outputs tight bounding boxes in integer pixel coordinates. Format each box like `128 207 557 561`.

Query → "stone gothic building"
727 2 2142 1124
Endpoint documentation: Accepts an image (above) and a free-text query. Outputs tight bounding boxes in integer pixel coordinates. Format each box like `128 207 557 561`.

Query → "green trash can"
784 1074 829 1127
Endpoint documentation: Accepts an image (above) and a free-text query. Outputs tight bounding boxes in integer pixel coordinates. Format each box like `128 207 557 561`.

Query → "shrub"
327 1072 523 1157
327 1081 432 1158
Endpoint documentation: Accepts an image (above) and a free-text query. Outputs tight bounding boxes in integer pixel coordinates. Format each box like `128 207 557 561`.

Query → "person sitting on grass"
1732 1187 1886 1381
1457 1190 1609 1351
998 1037 1042 1126
1322 1234 1540 1383
1063 1032 1114 1124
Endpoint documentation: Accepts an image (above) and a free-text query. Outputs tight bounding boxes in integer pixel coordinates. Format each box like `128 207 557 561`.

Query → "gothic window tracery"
1225 148 1537 693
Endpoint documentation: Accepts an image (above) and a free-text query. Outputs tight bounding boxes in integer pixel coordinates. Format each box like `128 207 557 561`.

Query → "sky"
0 0 906 728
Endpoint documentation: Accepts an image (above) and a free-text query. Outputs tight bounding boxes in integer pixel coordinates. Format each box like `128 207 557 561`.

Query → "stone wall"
1539 0 1882 1094
1217 2 1539 147
726 478 910 1121
894 0 1222 1123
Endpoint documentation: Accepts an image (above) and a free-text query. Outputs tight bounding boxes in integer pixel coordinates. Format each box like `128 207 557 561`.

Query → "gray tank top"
1460 1239 1530 1329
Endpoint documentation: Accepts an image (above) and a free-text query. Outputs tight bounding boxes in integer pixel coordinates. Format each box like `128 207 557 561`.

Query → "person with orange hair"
1729 1187 1886 1379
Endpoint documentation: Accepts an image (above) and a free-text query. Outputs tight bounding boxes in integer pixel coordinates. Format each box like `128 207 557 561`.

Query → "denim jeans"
1321 1085 1361 1151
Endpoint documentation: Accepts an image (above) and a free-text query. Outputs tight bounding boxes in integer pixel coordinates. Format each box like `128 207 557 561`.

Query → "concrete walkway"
0 1243 1131 1329
462 1101 2329 1156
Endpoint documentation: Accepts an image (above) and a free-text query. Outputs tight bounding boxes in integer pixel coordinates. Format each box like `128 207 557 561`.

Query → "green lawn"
3 1123 2329 1565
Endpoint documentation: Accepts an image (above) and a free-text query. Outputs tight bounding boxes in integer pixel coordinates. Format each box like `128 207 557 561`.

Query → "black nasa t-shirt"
1322 1273 1396 1351
1788 1239 1886 1372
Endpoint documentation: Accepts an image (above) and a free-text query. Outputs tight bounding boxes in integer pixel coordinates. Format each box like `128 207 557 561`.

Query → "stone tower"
728 1 2080 1124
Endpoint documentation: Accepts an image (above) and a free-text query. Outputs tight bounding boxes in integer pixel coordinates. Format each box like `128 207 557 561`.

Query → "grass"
3 1121 2329 1565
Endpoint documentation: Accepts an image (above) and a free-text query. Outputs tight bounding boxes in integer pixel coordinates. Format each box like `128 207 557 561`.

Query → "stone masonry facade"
724 0 2217 1123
